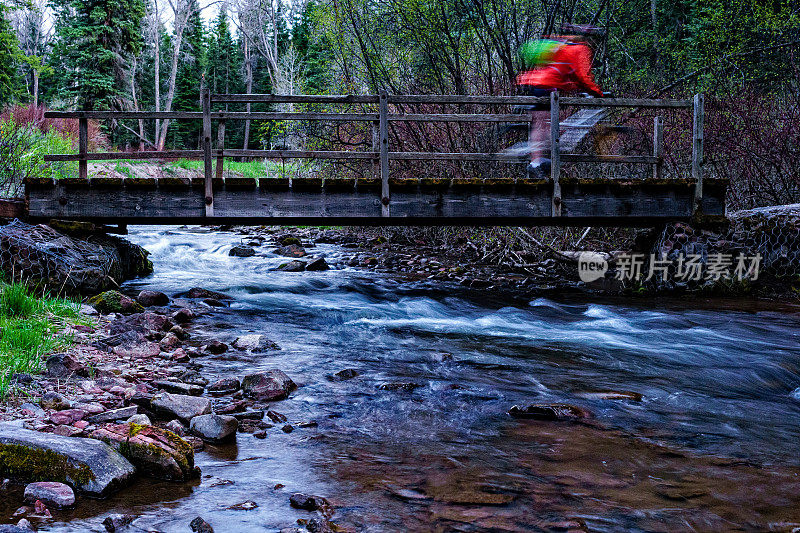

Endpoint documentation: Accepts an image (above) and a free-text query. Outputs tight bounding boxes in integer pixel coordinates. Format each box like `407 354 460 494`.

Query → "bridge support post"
379 90 390 217
692 93 704 214
202 86 214 217
78 114 88 180
550 91 561 217
653 116 663 180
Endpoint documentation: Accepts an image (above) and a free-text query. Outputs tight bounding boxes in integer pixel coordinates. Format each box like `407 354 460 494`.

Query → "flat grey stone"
87 406 139 424
190 414 238 443
151 393 211 423
153 380 204 396
0 426 135 497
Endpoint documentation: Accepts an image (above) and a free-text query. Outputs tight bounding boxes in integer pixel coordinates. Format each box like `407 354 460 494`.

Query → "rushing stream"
41 226 800 531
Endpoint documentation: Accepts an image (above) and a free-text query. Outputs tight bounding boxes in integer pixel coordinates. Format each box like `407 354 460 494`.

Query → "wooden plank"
215 119 226 182
211 94 379 104
387 113 528 122
0 199 26 218
44 151 203 162
211 112 379 122
27 178 725 222
202 88 214 216
221 149 377 160
45 111 204 120
653 116 664 180
692 93 705 213
551 91 561 216
386 152 658 164
78 116 88 180
388 95 692 108
379 90 390 216
560 97 693 108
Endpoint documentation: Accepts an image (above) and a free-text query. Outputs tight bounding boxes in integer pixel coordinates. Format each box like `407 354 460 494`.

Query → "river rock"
164 420 187 436
45 353 88 379
136 290 169 307
277 235 302 246
241 370 296 401
159 333 181 352
153 380 203 396
190 517 214 533
208 378 240 395
126 414 151 425
170 325 188 339
88 406 139 424
275 244 307 258
205 340 228 355
90 424 196 481
112 341 161 359
228 500 258 510
0 525 34 533
306 257 329 271
49 409 86 425
151 393 211 422
40 392 70 411
89 291 144 315
178 371 208 387
508 403 592 421
186 287 232 300
102 513 135 532
289 493 330 512
328 369 358 381
378 382 421 392
0 426 135 497
23 482 75 509
172 308 195 324
229 245 255 258
277 260 306 272
190 414 238 443
576 390 643 401
231 334 279 352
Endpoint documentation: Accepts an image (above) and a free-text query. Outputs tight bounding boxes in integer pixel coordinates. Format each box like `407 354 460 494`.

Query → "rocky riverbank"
0 285 345 532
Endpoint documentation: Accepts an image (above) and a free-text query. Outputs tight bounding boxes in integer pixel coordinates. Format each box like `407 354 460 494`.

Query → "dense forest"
0 0 798 208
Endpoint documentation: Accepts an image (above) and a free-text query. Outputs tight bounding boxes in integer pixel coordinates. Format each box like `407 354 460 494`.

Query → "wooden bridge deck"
32 91 723 226
26 175 726 226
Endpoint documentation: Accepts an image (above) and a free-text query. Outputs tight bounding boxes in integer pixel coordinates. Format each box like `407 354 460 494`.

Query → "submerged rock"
90 423 196 481
0 426 135 497
576 390 643 401
102 513 135 532
186 288 232 300
328 369 358 381
208 378 240 395
189 414 238 443
241 370 296 401
89 291 144 315
23 481 75 509
378 382 421 392
508 403 592 421
150 393 211 423
205 340 228 355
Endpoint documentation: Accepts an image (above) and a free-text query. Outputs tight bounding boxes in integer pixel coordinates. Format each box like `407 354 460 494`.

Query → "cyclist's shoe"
527 158 551 179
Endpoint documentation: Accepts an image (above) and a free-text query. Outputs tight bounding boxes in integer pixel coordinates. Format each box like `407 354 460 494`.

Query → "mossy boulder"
89 290 144 315
90 423 197 481
0 425 135 497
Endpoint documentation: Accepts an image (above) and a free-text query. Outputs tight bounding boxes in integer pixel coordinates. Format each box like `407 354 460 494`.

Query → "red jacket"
517 41 603 97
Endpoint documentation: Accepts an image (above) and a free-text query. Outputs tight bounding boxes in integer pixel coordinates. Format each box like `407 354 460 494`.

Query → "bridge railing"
43 92 703 219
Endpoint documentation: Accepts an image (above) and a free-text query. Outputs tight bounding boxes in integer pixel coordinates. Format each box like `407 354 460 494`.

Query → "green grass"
165 158 302 180
114 163 136 179
0 282 85 397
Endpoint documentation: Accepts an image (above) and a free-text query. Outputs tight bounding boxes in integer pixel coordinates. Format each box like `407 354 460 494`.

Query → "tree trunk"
157 12 186 151
243 38 252 150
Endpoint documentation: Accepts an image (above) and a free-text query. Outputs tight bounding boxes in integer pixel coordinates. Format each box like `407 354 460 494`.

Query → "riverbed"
36 226 800 531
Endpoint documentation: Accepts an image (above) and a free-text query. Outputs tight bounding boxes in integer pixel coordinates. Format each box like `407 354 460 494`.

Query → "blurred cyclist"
517 24 605 178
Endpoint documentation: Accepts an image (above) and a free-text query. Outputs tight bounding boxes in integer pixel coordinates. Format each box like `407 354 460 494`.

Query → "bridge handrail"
41 91 704 218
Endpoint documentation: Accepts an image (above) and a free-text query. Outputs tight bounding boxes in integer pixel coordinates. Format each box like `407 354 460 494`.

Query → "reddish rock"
24 482 75 509
172 308 195 324
49 409 86 425
241 370 296 402
90 423 197 481
137 290 169 307
113 342 161 359
275 244 307 258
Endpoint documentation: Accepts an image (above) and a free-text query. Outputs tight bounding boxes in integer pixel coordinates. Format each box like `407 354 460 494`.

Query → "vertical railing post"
371 120 379 182
202 86 214 217
550 91 561 216
215 118 226 182
379 90 390 217
653 116 663 180
78 114 88 180
692 93 704 214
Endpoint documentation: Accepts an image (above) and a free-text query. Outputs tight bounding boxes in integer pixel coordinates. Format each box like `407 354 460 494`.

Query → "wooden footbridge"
25 91 725 226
